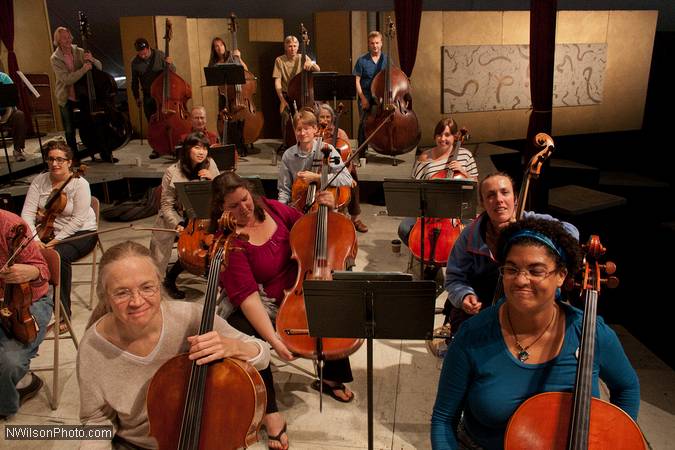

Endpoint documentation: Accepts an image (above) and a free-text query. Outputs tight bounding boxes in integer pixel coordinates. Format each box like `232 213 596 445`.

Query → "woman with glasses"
443 172 579 334
21 140 97 332
77 241 269 449
431 217 640 450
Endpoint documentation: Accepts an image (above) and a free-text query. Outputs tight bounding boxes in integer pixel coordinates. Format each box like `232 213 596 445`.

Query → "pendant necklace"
506 304 557 362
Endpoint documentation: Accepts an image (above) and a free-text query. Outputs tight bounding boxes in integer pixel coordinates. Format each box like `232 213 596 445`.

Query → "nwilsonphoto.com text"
5 425 113 440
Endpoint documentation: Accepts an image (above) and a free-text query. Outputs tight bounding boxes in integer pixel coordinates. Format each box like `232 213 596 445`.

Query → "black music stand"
312 72 356 107
175 176 265 219
207 144 237 172
383 178 477 280
204 65 245 158
0 84 30 187
303 273 436 450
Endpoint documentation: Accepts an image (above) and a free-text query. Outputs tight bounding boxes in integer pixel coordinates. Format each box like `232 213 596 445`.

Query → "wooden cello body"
276 148 362 360
216 13 264 145
364 18 420 157
147 230 266 450
177 218 213 277
504 236 646 450
147 19 192 156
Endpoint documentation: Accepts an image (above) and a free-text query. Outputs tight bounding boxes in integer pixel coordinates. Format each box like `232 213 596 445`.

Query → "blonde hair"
53 27 71 47
284 35 299 45
86 241 162 329
293 109 317 128
368 31 382 40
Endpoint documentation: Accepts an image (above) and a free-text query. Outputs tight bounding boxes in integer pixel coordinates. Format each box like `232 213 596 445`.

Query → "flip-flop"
266 422 288 450
310 379 355 403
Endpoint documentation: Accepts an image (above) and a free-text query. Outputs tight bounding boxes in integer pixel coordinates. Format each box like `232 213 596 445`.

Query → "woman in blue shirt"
431 217 640 450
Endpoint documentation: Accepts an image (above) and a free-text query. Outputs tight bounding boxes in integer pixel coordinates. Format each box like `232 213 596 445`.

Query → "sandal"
311 379 355 403
47 320 69 335
266 422 288 450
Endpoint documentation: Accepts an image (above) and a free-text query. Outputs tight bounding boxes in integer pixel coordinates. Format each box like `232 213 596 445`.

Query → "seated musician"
0 210 52 420
211 172 356 450
398 117 478 249
149 132 219 299
130 37 174 159
209 37 249 157
179 106 218 147
50 27 113 163
77 241 269 449
21 140 97 333
277 110 353 208
272 35 320 150
0 70 28 162
444 172 578 334
431 217 640 450
318 103 368 233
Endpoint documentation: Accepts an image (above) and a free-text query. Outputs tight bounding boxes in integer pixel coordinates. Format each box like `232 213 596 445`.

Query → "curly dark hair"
209 171 266 233
496 217 582 275
42 139 74 161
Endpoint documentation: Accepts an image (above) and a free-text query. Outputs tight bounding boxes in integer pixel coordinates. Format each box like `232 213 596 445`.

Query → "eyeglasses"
47 157 70 164
109 284 160 304
498 265 557 282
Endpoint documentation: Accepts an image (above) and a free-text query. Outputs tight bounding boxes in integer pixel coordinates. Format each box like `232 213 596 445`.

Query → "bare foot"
263 412 288 450
323 380 354 402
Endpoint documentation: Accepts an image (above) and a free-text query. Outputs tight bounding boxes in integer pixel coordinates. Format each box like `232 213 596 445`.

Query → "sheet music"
16 71 40 98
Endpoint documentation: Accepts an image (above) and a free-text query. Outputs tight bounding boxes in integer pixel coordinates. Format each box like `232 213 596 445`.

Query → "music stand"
175 176 265 219
207 144 237 172
303 274 436 450
383 178 477 279
204 65 246 157
0 84 29 186
16 71 46 160
312 72 356 107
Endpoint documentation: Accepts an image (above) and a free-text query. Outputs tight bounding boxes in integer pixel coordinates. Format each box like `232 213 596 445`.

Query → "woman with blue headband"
431 217 640 450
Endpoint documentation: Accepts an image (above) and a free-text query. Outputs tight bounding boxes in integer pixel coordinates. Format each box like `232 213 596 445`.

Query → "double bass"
147 215 266 449
216 13 264 147
408 128 470 266
284 23 319 148
276 147 362 361
364 18 420 159
147 19 192 156
74 11 131 160
504 236 646 449
0 224 39 344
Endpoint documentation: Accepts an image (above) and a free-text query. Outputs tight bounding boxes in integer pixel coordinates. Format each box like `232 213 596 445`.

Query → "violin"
290 135 350 213
324 103 351 164
408 128 470 266
276 147 362 360
36 165 86 244
0 224 39 344
74 11 132 160
147 19 193 156
177 219 213 277
216 13 264 146
147 213 266 449
504 236 646 449
364 17 420 159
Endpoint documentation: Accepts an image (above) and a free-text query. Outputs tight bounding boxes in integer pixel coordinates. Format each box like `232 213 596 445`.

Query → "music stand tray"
175 176 265 220
208 144 237 171
303 275 436 450
312 72 356 101
203 65 246 86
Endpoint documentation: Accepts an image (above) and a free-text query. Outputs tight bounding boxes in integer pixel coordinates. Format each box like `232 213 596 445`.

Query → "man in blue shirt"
353 31 387 153
0 71 27 162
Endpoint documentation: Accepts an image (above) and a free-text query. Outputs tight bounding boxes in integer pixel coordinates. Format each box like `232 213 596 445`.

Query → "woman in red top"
211 172 355 450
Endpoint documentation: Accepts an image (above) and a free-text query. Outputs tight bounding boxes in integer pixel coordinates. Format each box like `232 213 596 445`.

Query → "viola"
504 236 646 449
147 19 193 156
408 128 470 266
177 218 213 277
147 213 266 450
364 17 420 159
290 135 350 213
0 224 39 344
276 147 362 360
216 13 264 146
284 23 320 148
74 11 132 160
325 103 351 164
37 165 87 244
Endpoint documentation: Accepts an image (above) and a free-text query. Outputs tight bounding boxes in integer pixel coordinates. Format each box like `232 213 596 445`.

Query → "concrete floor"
1 137 674 449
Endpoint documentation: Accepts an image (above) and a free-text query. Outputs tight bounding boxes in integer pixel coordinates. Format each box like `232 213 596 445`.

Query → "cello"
74 11 132 161
147 214 266 450
364 18 420 159
284 23 319 148
216 13 264 147
408 128 470 266
147 19 192 156
0 224 39 344
504 236 646 449
276 147 362 361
